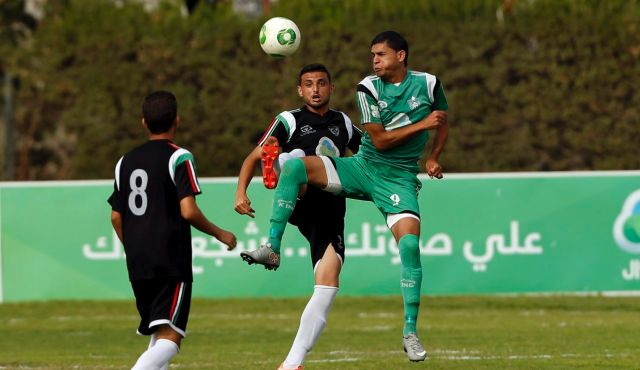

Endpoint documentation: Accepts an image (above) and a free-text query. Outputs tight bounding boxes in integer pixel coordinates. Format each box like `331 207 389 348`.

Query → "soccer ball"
259 17 301 58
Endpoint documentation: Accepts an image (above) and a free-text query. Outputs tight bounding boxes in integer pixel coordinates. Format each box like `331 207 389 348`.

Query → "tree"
0 0 38 180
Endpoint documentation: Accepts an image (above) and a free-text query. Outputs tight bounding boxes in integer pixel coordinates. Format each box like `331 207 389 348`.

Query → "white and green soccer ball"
259 17 300 58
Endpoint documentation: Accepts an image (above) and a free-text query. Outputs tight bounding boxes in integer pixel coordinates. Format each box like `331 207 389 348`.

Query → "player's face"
371 42 406 81
298 71 333 111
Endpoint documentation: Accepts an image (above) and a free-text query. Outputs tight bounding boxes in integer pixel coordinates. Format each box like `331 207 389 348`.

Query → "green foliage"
0 0 37 51
4 0 640 179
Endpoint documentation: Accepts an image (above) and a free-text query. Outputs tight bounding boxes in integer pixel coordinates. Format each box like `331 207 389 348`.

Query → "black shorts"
131 279 192 338
289 186 346 269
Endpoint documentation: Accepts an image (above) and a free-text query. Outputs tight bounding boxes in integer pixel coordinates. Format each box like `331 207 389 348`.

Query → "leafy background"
1 0 638 180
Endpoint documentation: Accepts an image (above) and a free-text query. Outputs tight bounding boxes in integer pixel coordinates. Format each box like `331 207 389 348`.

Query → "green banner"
1 172 639 302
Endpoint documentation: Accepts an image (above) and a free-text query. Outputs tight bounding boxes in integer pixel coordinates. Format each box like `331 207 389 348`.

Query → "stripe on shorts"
170 282 185 324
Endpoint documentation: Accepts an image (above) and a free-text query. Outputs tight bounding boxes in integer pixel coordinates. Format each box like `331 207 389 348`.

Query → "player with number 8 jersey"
108 91 236 370
111 138 200 281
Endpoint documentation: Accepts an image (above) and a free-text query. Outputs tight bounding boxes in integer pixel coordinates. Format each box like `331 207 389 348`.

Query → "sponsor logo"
615 190 640 280
613 189 640 254
378 100 388 109
623 259 640 280
400 279 415 288
315 137 339 157
277 199 295 210
299 125 315 136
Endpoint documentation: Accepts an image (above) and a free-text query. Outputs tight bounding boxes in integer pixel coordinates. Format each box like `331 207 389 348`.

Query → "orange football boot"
261 137 279 189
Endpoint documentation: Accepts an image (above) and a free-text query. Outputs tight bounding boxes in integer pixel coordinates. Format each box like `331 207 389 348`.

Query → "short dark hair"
142 91 177 134
298 63 331 85
371 30 409 66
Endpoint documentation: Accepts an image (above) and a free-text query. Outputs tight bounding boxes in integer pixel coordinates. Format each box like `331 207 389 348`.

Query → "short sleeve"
356 84 382 125
432 79 448 111
107 156 125 212
172 151 202 200
258 114 292 146
107 181 124 212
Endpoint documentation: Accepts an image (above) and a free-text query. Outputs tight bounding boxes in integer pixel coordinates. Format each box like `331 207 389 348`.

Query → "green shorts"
328 155 422 218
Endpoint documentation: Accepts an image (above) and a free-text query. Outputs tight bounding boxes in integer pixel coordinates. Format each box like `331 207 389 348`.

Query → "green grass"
1 295 639 369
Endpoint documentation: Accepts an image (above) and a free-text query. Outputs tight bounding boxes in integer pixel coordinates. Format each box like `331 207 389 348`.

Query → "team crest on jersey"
316 137 340 157
407 96 420 110
328 125 340 136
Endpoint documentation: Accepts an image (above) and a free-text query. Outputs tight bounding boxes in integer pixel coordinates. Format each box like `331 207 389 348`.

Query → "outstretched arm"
235 146 262 217
364 110 447 151
181 196 237 250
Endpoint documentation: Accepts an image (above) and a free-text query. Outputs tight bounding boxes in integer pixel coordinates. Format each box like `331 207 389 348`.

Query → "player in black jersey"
235 64 361 370
108 91 237 370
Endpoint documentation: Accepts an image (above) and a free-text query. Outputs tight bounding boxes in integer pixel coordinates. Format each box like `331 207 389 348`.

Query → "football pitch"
1 295 639 369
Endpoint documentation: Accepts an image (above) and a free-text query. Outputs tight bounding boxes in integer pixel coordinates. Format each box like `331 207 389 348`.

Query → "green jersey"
355 70 448 172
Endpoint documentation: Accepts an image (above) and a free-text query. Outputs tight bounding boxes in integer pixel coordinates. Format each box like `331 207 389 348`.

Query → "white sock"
283 285 338 369
132 338 179 370
144 335 168 370
147 334 157 349
275 149 306 175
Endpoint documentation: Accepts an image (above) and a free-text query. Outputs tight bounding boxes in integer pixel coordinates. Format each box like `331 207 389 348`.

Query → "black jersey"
258 106 362 156
256 106 362 229
108 139 201 282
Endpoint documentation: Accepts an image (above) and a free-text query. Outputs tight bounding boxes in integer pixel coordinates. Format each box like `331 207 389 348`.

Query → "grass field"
1 295 639 369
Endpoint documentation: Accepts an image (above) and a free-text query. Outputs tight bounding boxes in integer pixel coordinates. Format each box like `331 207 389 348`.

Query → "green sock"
398 234 422 336
268 158 308 254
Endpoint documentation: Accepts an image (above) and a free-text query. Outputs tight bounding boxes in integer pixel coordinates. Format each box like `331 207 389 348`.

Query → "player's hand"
234 192 255 218
422 110 447 130
218 230 237 251
426 158 443 179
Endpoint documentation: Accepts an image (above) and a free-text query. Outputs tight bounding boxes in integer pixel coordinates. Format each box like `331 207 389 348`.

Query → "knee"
314 267 340 287
280 158 308 185
314 248 342 287
154 325 183 347
398 234 420 268
315 272 340 288
281 157 306 177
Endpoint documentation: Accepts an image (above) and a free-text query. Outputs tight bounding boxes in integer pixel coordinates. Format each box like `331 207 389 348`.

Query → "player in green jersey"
244 30 448 362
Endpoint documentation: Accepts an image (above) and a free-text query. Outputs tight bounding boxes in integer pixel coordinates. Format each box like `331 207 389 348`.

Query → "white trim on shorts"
386 213 420 229
146 319 186 338
319 155 342 193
